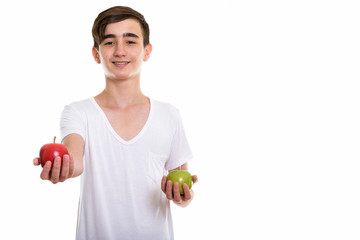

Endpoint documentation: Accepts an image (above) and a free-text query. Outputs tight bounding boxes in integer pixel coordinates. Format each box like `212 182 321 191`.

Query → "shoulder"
150 98 180 118
61 98 95 121
62 98 96 115
65 98 93 109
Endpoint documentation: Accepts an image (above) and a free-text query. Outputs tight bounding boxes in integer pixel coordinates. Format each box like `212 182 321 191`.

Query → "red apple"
39 136 69 167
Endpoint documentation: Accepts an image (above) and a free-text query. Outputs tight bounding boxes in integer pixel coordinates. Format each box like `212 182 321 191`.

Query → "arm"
161 162 198 208
62 134 84 178
33 133 84 184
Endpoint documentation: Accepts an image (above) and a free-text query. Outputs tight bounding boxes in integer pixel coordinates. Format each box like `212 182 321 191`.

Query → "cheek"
131 52 142 62
99 50 109 61
129 48 144 59
100 55 107 63
98 47 112 60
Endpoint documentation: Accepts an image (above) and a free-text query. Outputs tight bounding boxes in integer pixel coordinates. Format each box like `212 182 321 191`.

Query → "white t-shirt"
60 98 193 240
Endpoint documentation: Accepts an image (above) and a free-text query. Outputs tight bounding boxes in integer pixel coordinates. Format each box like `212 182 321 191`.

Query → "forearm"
71 157 84 178
62 134 84 179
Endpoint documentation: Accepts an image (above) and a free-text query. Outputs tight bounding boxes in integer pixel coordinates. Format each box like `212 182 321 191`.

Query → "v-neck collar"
90 97 153 145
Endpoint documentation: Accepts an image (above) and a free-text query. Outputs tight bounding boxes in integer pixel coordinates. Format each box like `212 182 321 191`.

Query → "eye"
127 41 136 44
104 41 114 46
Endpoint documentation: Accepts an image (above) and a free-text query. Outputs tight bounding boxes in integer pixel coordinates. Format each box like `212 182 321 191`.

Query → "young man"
33 6 197 240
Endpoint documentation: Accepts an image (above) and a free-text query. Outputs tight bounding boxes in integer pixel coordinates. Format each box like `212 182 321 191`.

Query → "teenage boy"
33 6 197 240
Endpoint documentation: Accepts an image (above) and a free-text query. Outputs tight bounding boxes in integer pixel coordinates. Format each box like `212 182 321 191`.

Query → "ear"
92 47 101 64
143 43 152 62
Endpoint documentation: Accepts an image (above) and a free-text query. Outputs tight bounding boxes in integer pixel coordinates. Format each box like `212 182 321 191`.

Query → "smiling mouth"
113 61 130 65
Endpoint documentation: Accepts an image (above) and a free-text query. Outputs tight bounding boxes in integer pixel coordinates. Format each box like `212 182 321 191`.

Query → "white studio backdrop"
0 0 359 239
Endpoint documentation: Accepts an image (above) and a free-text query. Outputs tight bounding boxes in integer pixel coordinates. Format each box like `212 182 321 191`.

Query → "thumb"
33 158 40 166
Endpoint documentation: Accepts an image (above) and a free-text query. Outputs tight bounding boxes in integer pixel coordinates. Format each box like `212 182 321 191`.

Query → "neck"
95 76 147 108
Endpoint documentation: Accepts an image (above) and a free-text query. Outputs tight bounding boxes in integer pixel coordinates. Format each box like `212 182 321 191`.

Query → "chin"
106 74 136 82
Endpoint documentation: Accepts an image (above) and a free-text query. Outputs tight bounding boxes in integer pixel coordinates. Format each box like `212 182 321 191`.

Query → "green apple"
166 170 193 195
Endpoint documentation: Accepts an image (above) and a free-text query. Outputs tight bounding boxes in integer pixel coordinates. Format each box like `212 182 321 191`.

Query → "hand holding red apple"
33 137 74 184
39 136 69 167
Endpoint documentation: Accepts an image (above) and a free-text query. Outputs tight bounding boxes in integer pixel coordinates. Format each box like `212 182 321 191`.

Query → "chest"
104 104 150 142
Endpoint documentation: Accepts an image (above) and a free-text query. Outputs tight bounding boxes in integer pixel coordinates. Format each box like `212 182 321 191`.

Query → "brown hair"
92 6 150 50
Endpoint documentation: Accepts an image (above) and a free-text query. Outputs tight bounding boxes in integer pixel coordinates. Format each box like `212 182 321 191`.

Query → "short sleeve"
60 104 86 142
165 110 193 170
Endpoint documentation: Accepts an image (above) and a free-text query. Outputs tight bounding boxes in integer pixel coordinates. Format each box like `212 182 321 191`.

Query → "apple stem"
53 136 56 143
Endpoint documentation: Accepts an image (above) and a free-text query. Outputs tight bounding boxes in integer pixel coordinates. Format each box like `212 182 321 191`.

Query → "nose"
114 42 126 57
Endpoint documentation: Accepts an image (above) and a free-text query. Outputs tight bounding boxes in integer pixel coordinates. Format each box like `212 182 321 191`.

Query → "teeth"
114 62 128 65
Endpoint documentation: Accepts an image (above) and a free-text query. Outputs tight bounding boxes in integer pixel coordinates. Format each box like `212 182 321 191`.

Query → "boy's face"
92 18 152 82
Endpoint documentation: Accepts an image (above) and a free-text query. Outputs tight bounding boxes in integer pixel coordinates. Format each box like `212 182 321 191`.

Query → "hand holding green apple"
166 170 193 195
161 170 198 207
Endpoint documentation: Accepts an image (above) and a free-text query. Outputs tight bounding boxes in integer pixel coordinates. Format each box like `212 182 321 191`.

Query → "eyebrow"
103 33 140 40
123 33 140 38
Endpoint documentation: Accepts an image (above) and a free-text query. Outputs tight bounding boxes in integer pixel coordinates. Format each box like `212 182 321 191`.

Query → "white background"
0 0 359 239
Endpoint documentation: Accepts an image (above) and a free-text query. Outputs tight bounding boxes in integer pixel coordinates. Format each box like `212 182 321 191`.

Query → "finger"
166 180 174 200
68 154 75 178
60 155 70 182
40 161 52 180
192 175 198 184
33 158 40 166
161 176 167 193
173 182 182 203
182 183 192 201
50 157 61 184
